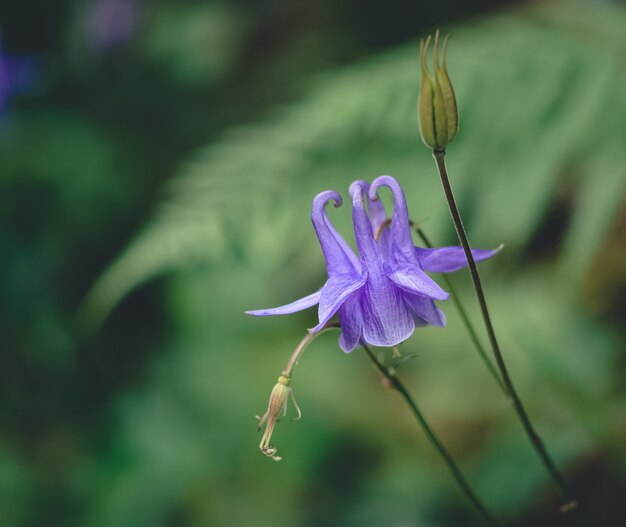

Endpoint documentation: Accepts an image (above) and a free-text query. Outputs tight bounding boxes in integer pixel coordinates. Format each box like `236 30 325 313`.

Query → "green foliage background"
1 0 625 526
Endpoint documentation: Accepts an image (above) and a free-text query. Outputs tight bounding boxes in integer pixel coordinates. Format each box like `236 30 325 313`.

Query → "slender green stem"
431 150 573 503
361 343 502 527
415 227 506 394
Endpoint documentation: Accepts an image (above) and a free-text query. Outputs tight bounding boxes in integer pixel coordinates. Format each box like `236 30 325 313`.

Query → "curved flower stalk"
247 176 499 352
256 323 339 461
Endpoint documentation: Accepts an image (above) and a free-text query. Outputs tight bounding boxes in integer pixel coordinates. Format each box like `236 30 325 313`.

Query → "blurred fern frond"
83 0 626 326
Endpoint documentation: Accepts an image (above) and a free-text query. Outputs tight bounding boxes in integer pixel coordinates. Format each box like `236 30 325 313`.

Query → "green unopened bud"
257 373 301 461
418 30 458 151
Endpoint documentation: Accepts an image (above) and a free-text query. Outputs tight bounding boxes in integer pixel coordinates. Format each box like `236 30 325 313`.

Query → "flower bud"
418 30 458 151
257 374 300 461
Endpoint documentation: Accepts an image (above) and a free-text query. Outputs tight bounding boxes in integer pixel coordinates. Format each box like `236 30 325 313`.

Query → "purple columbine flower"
247 176 499 352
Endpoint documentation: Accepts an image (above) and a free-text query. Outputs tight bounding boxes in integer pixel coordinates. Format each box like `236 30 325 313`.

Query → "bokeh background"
1 0 625 525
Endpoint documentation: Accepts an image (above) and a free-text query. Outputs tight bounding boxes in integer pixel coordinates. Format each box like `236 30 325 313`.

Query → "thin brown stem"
362 343 502 527
432 150 575 507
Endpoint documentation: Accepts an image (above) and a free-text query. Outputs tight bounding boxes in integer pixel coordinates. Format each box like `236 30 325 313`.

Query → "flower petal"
349 182 416 347
369 175 414 263
309 273 367 332
413 315 430 328
387 265 449 300
351 179 391 257
403 294 447 327
359 279 415 347
351 179 387 231
312 190 360 276
246 290 321 316
337 293 363 353
349 181 384 271
415 245 502 273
